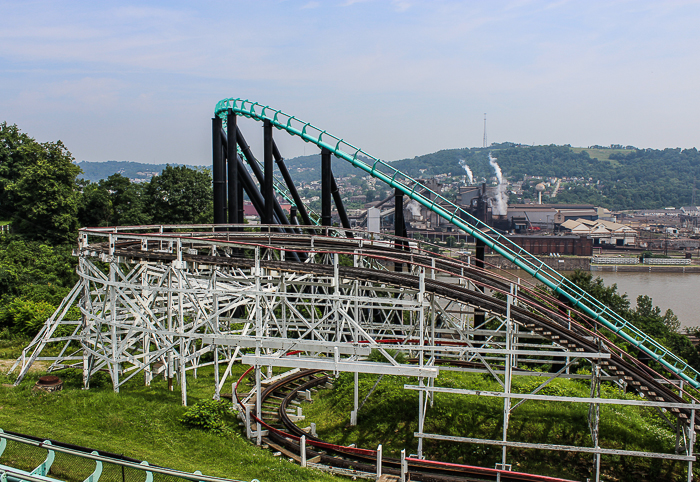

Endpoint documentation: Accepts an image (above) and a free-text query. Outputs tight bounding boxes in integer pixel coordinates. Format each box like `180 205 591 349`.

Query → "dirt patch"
0 359 50 375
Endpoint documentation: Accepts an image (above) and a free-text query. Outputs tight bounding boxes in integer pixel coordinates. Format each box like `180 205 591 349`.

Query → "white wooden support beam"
242 355 439 377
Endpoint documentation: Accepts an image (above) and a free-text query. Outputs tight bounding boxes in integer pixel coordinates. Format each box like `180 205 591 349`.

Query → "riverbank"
591 265 700 273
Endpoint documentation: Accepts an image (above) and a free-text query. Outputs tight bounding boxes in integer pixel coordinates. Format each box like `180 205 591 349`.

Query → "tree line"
0 122 213 244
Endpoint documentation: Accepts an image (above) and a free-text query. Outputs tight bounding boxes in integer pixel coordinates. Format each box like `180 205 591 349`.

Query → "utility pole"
483 113 487 148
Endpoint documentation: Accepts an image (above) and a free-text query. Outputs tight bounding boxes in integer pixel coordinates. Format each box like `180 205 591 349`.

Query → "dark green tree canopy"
0 123 81 242
146 165 213 225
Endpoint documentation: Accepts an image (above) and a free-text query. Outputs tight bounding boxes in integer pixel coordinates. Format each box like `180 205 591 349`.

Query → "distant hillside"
387 143 700 210
280 153 373 182
75 143 700 210
77 161 201 182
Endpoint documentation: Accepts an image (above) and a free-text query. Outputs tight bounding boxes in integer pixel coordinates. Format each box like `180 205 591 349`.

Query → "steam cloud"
407 200 421 217
488 153 508 216
458 159 474 184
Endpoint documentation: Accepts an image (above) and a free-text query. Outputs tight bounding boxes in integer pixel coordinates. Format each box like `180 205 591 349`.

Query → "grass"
570 147 631 166
0 361 343 482
1 345 695 481
303 369 695 481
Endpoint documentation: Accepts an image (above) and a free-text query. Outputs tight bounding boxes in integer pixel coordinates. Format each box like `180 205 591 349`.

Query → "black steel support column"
263 120 274 226
395 188 405 241
236 127 294 231
226 109 238 227
475 238 485 268
212 116 226 224
331 176 353 238
272 141 313 227
321 148 332 228
474 238 486 345
237 180 244 224
235 154 266 222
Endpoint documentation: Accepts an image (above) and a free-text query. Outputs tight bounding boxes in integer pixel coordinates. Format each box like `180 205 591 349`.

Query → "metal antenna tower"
483 113 487 148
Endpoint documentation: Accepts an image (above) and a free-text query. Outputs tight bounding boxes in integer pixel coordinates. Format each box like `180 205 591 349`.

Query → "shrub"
179 400 231 435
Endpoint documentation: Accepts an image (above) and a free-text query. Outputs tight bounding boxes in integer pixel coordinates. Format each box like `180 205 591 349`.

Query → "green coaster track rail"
215 97 700 389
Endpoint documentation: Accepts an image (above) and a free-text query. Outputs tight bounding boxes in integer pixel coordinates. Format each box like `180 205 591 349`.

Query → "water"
593 271 700 330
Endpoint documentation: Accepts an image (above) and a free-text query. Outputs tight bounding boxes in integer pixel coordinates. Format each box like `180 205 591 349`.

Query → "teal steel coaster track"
215 97 700 389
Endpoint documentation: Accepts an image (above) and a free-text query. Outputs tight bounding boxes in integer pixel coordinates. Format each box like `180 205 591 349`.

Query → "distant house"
560 218 637 246
244 202 259 222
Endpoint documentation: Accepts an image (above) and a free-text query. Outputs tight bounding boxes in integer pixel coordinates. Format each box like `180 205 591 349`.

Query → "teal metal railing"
0 429 258 482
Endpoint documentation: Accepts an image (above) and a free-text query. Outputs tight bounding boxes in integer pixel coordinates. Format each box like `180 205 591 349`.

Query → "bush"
0 298 56 336
179 400 231 435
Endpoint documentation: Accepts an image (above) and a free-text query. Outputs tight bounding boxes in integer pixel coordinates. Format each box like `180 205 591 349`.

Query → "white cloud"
2 0 700 164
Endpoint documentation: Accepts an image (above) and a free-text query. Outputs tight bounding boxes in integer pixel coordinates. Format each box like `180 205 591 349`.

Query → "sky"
2 0 700 166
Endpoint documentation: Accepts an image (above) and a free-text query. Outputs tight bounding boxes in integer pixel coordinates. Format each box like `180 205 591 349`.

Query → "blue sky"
1 0 699 166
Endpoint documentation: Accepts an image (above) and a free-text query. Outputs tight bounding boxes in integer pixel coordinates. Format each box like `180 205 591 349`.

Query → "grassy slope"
0 359 342 482
570 147 630 166
303 370 693 482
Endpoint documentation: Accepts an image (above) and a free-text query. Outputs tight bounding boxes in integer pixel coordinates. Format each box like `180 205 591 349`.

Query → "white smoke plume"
407 200 422 218
488 153 503 184
488 153 508 215
458 159 474 184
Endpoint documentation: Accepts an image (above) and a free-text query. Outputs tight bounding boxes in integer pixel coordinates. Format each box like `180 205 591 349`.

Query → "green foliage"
567 270 630 314
146 165 213 224
305 370 683 481
77 180 112 227
0 298 57 336
388 144 700 210
77 160 198 183
0 238 77 298
367 348 407 364
0 237 78 336
0 123 81 242
179 399 231 435
100 173 151 226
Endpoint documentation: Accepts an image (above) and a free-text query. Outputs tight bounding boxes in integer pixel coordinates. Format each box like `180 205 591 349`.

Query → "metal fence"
591 256 639 265
643 257 692 265
0 430 258 482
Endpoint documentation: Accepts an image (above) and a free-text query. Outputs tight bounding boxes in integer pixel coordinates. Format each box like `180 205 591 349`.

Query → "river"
592 271 700 330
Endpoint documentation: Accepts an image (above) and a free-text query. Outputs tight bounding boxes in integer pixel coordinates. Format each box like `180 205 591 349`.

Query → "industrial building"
559 218 637 246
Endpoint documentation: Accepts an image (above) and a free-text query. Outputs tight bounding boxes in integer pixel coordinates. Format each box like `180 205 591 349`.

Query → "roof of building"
560 218 637 236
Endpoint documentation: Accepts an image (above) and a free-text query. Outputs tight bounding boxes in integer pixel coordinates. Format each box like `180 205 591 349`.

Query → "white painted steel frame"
8 225 698 482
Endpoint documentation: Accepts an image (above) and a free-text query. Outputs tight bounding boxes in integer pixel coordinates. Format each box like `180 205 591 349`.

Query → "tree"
77 180 112 227
0 123 81 243
101 174 151 226
146 165 213 225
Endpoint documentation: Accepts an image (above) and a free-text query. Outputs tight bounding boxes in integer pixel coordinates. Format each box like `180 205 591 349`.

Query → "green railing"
215 98 700 389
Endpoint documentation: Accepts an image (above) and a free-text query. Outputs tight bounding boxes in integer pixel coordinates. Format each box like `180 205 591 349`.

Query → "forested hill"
77 161 199 182
387 144 700 210
75 144 700 210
